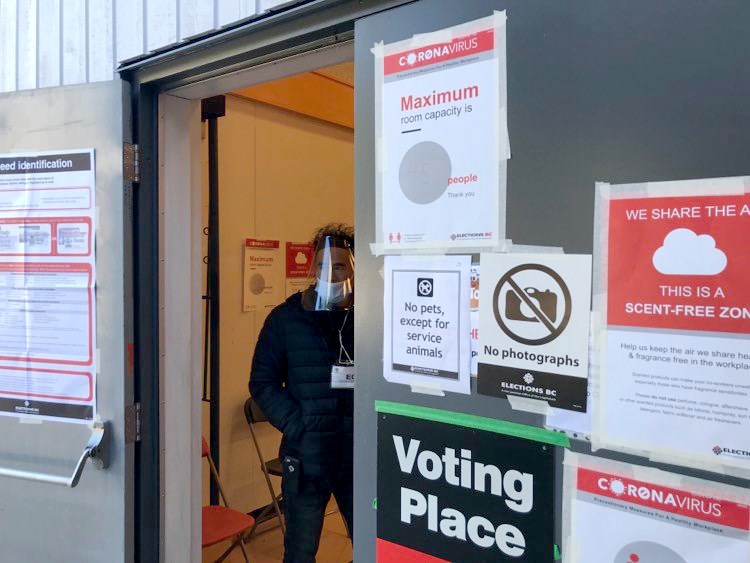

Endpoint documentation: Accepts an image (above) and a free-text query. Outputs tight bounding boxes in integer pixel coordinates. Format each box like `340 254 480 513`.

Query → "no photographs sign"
477 253 592 412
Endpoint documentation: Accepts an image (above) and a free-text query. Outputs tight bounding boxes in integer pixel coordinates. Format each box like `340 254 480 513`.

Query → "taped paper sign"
594 178 750 471
285 241 314 297
375 13 508 251
564 453 750 562
470 264 479 375
243 238 283 312
0 149 97 422
383 255 471 394
477 253 592 412
377 404 556 561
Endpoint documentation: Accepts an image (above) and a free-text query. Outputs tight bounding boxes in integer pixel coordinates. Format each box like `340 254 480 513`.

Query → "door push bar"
0 420 108 488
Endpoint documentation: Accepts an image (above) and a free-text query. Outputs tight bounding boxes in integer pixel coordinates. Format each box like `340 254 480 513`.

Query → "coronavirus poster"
374 12 508 251
377 401 559 562
564 453 750 562
594 177 750 471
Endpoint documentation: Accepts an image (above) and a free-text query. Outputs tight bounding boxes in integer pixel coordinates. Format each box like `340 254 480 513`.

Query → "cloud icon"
294 252 308 265
652 228 727 275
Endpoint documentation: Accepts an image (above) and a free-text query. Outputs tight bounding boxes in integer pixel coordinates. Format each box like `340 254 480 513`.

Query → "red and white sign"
596 179 750 470
285 242 313 278
567 456 750 562
383 29 494 76
0 148 97 422
608 194 750 334
376 13 507 250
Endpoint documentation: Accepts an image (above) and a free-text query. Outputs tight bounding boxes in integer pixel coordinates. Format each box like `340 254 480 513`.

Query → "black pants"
282 468 353 563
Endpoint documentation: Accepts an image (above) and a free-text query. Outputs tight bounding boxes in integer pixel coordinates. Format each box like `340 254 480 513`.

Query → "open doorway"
201 61 354 562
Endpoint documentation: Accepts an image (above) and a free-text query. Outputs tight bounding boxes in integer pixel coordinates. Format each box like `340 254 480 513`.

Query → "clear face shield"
302 236 355 311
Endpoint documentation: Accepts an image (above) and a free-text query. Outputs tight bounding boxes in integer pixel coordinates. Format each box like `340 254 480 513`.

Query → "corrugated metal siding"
0 0 302 94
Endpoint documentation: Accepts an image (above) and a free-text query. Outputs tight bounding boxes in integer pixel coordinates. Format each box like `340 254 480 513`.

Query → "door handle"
0 420 108 488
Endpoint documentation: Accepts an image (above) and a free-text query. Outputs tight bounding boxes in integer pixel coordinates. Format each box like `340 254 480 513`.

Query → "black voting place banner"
376 411 555 562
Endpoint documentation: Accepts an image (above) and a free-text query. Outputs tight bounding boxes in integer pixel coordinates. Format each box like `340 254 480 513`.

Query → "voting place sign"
477 253 592 411
376 405 555 562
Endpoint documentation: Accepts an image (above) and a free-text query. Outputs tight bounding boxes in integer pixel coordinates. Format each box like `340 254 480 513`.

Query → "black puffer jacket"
249 292 354 477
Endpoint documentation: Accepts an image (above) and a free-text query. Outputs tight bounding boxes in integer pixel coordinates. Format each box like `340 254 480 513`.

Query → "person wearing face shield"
250 224 355 563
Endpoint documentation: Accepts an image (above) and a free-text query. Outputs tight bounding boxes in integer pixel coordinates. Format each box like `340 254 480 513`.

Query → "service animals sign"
477 253 592 412
376 404 556 561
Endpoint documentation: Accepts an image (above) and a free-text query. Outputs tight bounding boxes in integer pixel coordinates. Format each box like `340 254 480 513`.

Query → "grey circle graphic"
249 273 266 295
614 541 686 563
398 141 452 204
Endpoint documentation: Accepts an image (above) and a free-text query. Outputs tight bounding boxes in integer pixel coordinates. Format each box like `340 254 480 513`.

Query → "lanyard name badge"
331 309 355 389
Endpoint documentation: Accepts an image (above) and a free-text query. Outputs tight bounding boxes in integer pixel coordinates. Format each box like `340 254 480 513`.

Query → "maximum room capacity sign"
477 253 592 411
373 12 508 251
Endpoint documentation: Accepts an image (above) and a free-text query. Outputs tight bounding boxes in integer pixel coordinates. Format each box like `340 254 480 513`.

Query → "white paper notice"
375 13 507 251
565 455 750 563
0 149 96 422
243 238 283 312
595 179 750 471
383 255 471 394
477 253 592 412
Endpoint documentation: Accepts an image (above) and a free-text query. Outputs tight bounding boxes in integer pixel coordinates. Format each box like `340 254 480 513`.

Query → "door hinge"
125 402 142 444
123 143 140 183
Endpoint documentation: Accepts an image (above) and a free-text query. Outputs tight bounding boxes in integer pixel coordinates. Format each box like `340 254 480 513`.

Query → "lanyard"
337 308 353 365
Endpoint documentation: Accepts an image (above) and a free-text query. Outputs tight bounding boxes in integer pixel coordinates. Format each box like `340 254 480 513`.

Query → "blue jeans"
282 469 353 563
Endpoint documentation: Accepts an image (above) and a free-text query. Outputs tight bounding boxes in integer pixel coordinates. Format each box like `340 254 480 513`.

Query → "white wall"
0 0 304 94
203 94 354 512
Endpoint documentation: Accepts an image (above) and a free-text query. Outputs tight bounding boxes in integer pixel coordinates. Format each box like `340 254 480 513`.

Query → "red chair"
202 437 255 562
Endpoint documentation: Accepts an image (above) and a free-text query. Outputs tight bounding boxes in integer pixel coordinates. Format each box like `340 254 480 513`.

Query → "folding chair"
243 397 286 536
202 437 255 563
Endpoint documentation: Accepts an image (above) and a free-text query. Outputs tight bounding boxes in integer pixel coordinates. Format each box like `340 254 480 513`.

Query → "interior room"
199 62 355 562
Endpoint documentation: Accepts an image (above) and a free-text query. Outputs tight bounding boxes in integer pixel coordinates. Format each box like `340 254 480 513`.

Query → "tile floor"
202 500 352 563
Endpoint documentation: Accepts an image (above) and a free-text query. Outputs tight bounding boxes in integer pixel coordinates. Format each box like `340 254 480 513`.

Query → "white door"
0 80 133 562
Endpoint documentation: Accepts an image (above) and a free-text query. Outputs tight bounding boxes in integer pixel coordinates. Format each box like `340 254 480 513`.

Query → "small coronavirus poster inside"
594 177 750 471
373 12 508 251
564 453 750 563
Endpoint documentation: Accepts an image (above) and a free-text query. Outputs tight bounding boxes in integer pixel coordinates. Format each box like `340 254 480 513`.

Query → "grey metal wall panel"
0 80 131 562
354 1 750 561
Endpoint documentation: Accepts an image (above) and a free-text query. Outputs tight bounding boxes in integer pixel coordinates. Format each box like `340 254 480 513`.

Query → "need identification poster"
564 454 750 563
595 178 750 469
377 405 556 562
383 255 471 394
0 149 97 422
375 13 508 251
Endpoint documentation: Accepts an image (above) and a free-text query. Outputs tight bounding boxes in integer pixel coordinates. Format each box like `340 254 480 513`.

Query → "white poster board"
373 12 508 252
383 255 471 394
593 177 750 473
0 149 97 422
243 238 283 313
477 253 592 412
563 453 750 563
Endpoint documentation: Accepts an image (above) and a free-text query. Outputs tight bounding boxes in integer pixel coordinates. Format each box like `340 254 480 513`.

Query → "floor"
202 500 353 563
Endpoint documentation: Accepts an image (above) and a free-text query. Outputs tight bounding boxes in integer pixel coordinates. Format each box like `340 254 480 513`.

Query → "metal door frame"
123 1 412 560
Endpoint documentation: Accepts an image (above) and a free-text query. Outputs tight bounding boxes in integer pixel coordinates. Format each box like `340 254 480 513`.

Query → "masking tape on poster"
370 11 510 256
590 178 750 477
561 451 750 563
369 238 512 257
507 395 554 415
376 400 570 447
